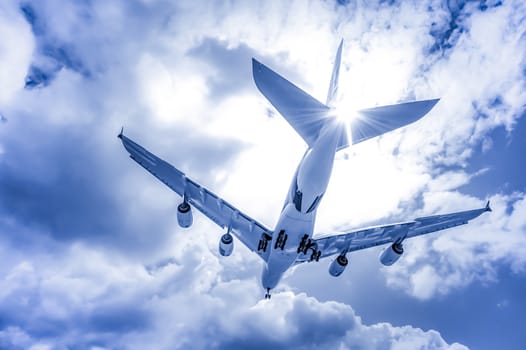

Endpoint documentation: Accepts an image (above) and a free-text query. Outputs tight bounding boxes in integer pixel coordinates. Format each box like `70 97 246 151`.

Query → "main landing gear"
265 288 271 299
258 230 287 253
274 230 288 250
257 233 272 252
297 234 321 261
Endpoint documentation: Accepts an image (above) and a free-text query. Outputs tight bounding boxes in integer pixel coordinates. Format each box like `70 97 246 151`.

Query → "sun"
333 99 360 124
329 96 363 145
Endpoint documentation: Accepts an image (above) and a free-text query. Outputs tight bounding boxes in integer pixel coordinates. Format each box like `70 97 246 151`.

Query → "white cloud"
1 0 526 347
0 236 466 349
384 192 526 299
0 2 34 105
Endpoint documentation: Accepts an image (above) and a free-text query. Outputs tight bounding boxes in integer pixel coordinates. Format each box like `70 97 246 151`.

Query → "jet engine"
177 201 193 228
329 254 348 277
219 232 234 256
379 242 404 266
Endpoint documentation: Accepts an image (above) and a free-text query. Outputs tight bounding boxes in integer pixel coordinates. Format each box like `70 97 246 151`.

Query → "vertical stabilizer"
326 39 343 107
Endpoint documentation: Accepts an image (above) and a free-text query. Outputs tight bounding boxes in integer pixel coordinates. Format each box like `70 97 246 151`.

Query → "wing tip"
252 57 263 71
118 126 124 139
485 200 492 212
252 58 265 87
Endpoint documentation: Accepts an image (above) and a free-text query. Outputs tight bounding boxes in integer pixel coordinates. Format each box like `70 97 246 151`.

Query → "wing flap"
409 204 491 239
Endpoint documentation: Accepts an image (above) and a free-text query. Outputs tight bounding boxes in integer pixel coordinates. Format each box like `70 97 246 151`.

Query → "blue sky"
0 0 525 349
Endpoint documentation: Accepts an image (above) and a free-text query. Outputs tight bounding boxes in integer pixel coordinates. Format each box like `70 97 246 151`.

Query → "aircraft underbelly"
261 204 315 289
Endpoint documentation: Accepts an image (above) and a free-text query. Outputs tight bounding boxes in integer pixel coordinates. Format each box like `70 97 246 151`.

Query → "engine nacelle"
380 242 404 266
177 201 193 228
329 254 348 277
219 232 234 256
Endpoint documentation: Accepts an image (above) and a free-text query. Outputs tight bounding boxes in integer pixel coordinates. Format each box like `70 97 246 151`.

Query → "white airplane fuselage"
261 118 341 291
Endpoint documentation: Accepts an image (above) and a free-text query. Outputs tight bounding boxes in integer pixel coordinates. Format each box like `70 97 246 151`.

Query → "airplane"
118 40 491 299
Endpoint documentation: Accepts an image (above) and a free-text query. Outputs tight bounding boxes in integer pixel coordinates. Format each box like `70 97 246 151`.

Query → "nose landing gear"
264 288 272 299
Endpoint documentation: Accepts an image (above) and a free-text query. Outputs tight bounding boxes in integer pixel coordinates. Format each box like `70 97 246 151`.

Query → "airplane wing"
295 202 491 263
118 132 272 261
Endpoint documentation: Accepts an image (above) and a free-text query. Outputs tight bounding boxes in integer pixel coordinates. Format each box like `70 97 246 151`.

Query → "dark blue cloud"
87 304 151 334
24 64 60 88
427 0 505 56
188 38 258 100
0 277 151 348
0 126 120 241
0 114 243 255
427 6 466 55
19 2 44 35
20 2 90 89
187 38 302 103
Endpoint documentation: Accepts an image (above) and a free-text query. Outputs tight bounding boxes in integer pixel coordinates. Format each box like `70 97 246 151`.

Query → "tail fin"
252 41 439 149
326 39 343 107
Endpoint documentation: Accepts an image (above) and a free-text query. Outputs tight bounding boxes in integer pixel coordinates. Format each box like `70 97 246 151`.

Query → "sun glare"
330 100 359 147
333 99 360 124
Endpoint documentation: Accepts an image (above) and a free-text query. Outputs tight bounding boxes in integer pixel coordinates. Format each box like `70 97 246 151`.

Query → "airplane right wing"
118 132 273 261
295 202 491 263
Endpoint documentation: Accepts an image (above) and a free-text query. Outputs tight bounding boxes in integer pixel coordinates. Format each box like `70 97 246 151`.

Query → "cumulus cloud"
0 235 466 350
1 0 525 348
0 2 34 104
384 191 526 300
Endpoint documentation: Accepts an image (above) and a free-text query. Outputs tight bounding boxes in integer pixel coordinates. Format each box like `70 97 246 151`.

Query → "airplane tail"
252 41 439 150
326 39 343 107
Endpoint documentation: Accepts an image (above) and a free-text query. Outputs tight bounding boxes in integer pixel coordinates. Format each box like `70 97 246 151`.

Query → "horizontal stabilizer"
252 58 331 147
350 99 440 144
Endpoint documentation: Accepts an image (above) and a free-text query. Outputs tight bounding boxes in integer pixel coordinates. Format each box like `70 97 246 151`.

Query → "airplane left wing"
118 132 273 261
296 202 491 263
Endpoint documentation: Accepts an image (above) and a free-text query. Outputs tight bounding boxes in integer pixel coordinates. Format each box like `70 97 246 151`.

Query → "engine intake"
177 201 193 228
379 242 404 266
219 232 234 256
329 254 348 277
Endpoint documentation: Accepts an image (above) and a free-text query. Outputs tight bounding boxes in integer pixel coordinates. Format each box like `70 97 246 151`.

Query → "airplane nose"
261 264 280 290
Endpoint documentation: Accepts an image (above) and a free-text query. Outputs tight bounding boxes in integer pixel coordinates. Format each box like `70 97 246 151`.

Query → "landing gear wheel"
264 288 271 299
297 234 309 253
315 250 321 262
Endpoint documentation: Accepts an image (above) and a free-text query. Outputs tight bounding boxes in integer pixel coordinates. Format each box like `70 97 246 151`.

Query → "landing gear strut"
310 249 321 262
274 230 288 250
264 288 271 299
297 234 321 261
297 234 310 253
258 233 272 252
